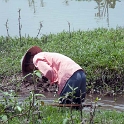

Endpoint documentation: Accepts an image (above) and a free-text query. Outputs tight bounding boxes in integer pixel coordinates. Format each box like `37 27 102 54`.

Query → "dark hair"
24 52 34 65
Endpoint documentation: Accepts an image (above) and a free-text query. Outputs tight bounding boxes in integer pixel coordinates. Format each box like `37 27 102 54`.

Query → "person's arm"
34 60 54 83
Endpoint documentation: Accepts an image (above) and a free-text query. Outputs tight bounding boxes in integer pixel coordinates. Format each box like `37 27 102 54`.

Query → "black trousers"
60 70 86 104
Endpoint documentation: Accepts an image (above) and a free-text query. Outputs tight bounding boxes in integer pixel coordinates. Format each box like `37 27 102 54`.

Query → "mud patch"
0 73 58 96
0 73 124 112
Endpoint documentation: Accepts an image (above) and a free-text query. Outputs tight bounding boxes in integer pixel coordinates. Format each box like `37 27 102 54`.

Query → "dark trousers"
60 70 86 104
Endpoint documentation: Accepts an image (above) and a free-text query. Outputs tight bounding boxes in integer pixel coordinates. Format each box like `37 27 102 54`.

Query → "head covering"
21 46 42 77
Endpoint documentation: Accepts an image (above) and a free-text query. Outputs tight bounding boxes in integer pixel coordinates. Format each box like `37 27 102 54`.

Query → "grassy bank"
0 27 124 95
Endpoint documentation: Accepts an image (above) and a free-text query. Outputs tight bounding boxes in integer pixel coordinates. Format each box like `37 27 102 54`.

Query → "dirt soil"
0 73 58 97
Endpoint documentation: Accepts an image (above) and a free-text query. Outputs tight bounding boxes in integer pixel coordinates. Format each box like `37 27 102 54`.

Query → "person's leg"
60 70 86 104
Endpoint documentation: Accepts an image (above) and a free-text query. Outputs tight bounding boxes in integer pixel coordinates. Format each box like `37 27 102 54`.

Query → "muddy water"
16 92 124 112
45 93 124 112
0 76 123 112
85 95 124 112
0 91 124 111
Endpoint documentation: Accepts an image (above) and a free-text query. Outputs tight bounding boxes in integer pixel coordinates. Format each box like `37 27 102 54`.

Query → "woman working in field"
21 46 86 105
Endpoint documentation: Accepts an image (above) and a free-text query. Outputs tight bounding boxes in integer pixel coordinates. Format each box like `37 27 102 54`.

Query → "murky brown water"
85 94 124 112
16 92 124 112
0 90 124 112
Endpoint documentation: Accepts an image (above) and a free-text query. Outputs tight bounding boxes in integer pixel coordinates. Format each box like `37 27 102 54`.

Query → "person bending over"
21 46 86 105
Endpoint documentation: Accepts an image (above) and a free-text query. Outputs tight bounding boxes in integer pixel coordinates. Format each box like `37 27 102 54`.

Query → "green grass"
1 105 124 124
40 107 124 124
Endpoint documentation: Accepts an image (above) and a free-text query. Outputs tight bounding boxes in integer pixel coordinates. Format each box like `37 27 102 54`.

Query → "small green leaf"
63 118 69 124
3 92 9 96
96 97 99 101
34 70 42 78
1 115 8 122
95 97 101 102
16 106 22 112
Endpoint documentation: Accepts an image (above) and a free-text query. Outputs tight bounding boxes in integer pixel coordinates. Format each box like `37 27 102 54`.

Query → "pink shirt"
33 52 82 94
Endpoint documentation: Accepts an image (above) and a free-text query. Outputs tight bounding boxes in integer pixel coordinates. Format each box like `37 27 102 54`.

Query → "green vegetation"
0 27 124 123
5 107 124 124
0 27 124 94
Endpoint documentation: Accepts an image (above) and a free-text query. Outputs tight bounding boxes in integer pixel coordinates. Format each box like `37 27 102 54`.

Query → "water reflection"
28 0 45 13
3 0 120 12
95 0 120 27
3 0 9 2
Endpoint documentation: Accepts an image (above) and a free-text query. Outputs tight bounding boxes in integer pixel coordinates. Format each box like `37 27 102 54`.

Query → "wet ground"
0 74 124 112
17 91 124 112
1 91 124 112
85 94 124 112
